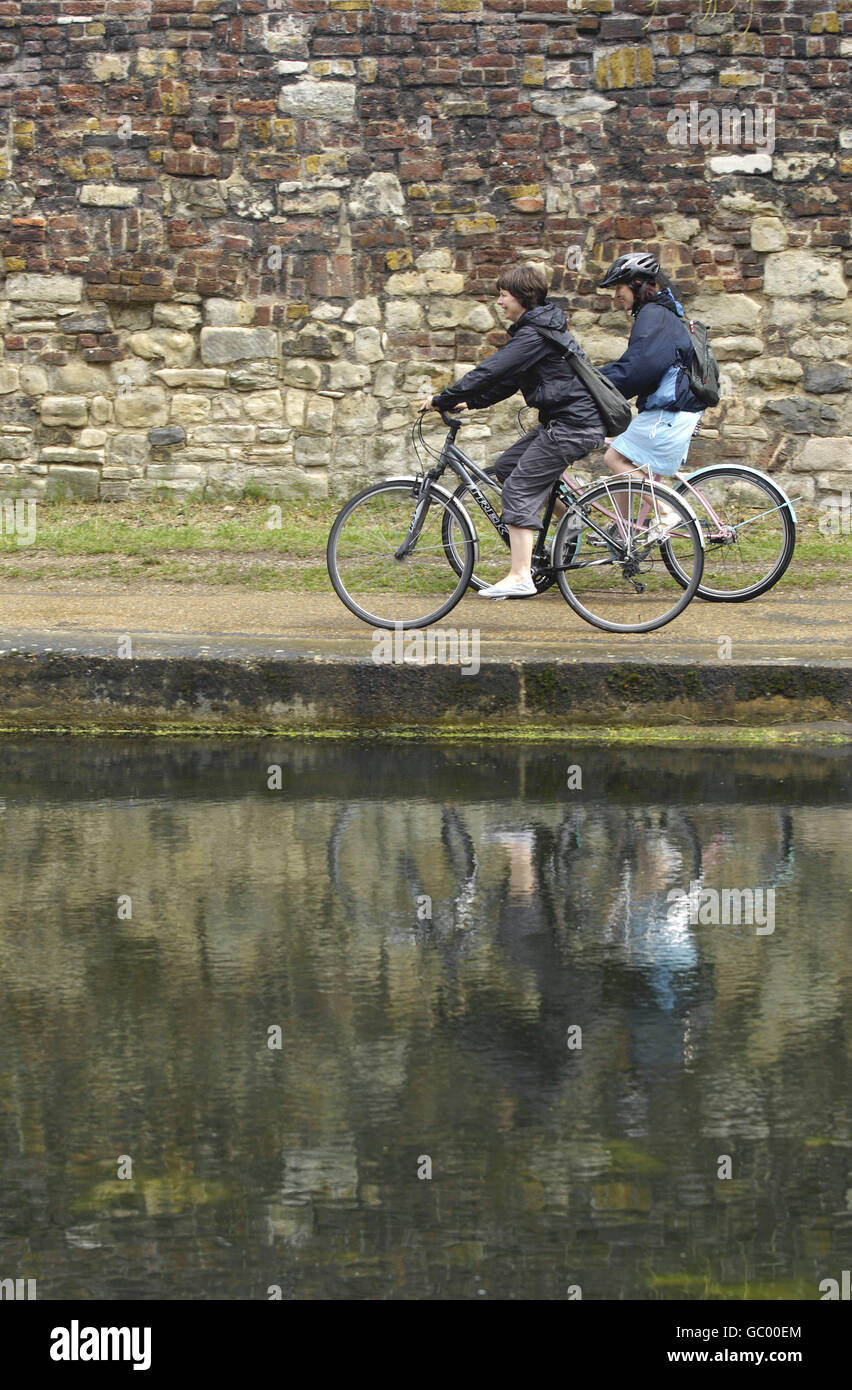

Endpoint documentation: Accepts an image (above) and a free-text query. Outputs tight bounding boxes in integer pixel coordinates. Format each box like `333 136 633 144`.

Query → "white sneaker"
645 505 681 544
478 576 537 599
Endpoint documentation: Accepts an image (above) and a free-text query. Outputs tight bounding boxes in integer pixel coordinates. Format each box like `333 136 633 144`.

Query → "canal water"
0 738 849 1300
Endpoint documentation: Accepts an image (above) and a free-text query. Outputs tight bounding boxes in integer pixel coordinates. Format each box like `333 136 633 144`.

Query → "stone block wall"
0 0 850 504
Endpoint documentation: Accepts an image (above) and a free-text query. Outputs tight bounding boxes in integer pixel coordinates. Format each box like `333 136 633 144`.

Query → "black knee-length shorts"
490 419 605 530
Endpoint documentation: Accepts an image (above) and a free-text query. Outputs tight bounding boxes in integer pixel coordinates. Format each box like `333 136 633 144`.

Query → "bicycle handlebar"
418 405 463 429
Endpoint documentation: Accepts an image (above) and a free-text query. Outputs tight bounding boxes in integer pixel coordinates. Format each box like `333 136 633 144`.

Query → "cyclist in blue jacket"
598 253 704 527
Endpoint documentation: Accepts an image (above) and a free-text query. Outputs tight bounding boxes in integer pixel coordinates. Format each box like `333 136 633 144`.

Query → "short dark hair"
496 263 548 310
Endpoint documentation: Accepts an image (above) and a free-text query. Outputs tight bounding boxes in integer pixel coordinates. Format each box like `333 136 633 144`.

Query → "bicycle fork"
394 473 436 560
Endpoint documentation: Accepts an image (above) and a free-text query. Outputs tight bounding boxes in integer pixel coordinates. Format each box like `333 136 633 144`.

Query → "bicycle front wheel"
327 478 475 629
553 477 704 632
667 466 796 601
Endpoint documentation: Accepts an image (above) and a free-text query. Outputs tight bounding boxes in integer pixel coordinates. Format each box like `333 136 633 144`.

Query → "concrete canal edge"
0 652 851 736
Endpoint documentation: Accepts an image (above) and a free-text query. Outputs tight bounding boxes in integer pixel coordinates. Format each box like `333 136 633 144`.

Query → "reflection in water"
0 739 850 1300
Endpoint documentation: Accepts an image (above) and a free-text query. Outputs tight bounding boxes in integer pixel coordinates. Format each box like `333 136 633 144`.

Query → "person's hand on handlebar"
416 398 468 414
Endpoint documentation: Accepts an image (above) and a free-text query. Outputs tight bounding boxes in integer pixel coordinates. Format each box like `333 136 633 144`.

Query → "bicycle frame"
561 461 797 543
422 418 638 570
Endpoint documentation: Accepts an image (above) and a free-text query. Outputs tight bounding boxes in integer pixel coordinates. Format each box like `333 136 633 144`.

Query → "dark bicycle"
326 409 704 633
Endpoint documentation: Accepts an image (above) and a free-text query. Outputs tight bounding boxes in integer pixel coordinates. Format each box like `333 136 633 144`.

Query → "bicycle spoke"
671 468 795 601
555 478 703 632
328 481 475 628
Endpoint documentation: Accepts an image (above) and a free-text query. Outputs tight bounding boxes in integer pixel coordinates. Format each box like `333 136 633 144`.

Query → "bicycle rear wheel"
553 477 704 633
667 466 796 601
327 478 476 629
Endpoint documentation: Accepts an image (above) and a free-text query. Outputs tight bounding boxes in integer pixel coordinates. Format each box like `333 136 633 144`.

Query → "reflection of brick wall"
0 0 849 503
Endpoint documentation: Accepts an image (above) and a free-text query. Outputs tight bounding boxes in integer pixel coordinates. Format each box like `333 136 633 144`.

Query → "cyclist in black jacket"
419 263 605 599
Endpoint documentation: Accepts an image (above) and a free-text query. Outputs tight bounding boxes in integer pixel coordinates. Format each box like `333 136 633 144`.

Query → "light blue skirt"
610 408 702 476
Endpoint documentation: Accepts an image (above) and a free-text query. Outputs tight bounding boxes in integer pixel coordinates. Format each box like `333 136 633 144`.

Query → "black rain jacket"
431 301 605 431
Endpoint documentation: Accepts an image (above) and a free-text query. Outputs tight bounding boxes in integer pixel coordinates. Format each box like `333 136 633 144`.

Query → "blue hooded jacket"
600 288 704 414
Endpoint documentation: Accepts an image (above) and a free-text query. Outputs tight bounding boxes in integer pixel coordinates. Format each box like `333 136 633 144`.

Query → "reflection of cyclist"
598 253 705 528
418 263 605 599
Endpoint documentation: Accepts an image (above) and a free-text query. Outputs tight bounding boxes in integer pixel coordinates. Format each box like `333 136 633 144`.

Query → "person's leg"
505 523 536 584
487 430 544 587
603 445 649 520
489 424 605 588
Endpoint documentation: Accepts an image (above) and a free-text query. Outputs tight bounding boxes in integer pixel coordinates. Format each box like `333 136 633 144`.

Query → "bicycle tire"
665 465 796 602
327 477 476 630
553 477 704 633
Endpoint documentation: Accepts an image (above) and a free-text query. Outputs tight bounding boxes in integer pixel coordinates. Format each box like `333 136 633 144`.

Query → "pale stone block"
353 327 383 363
6 273 83 303
748 357 804 386
79 183 139 207
342 296 381 326
19 365 49 396
46 466 100 500
294 435 332 467
199 326 278 365
154 369 228 389
243 390 284 421
84 51 130 81
712 335 765 360
799 437 852 471
41 447 105 464
335 391 381 435
708 153 772 175
108 434 149 467
129 329 195 366
146 464 205 481
305 394 335 434
384 300 423 333
373 363 398 398
248 467 328 500
328 361 372 390
688 293 762 333
763 251 848 300
750 217 787 252
153 303 203 330
114 386 169 428
281 359 322 389
277 80 356 123
171 394 212 424
415 249 454 270
208 393 242 421
40 395 88 426
203 298 256 327
348 171 405 218
285 388 307 426
55 362 111 394
192 425 256 443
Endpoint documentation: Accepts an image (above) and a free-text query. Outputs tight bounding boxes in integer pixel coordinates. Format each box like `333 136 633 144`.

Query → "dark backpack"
685 318 721 407
533 327 632 435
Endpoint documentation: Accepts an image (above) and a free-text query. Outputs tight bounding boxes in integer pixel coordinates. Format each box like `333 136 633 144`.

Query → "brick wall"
0 0 849 503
